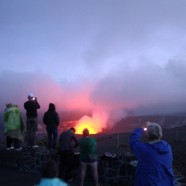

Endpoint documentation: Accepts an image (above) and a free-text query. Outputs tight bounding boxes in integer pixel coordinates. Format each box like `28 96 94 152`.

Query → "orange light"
75 115 99 134
75 124 97 134
75 113 108 135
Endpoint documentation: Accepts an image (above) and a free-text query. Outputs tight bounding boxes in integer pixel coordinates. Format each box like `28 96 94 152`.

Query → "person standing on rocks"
79 128 99 186
130 122 175 186
58 127 79 182
43 103 60 149
4 103 24 151
24 93 40 148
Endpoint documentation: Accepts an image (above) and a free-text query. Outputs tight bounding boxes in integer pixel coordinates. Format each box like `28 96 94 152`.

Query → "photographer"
24 93 40 148
130 122 175 186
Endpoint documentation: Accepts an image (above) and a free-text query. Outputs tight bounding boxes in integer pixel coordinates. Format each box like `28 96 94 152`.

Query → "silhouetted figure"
24 93 40 148
79 128 99 186
130 122 175 186
4 103 24 151
36 160 67 186
43 103 60 149
58 127 79 182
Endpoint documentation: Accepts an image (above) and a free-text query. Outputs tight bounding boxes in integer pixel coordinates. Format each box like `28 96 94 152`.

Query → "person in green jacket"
4 103 24 151
79 128 99 186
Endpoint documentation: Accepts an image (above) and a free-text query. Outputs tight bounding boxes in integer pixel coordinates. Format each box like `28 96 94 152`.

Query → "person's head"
28 93 34 100
70 127 76 134
6 103 13 108
145 122 162 140
48 103 55 112
82 128 89 137
41 160 58 178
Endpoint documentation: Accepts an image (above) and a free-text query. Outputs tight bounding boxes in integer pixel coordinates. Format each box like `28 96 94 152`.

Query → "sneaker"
15 147 22 151
6 147 14 150
32 145 39 149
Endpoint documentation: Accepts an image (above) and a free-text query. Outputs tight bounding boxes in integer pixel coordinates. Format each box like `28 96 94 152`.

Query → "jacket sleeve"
55 112 60 126
43 113 47 125
72 135 79 148
24 102 27 110
130 128 148 160
4 111 9 122
35 101 40 109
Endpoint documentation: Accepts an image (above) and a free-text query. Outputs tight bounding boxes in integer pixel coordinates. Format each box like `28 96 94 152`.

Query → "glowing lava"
75 112 108 134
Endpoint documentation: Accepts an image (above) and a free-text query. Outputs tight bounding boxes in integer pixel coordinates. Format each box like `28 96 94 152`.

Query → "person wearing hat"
24 93 40 148
130 122 175 186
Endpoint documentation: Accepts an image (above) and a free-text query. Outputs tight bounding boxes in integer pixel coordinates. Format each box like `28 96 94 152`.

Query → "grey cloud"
1 0 186 121
91 60 186 115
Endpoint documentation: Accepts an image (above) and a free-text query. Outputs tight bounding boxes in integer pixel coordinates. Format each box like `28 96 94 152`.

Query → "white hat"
28 93 34 98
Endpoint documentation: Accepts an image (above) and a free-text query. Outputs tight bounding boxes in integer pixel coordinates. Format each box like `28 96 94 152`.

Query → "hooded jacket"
130 128 175 186
36 178 68 186
4 105 24 141
4 106 21 133
43 111 59 130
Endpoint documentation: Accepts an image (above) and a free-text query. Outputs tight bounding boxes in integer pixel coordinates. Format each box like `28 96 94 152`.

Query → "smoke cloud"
1 58 186 121
1 0 186 128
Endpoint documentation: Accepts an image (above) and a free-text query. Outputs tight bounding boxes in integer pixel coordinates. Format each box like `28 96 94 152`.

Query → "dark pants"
58 150 74 181
46 128 57 149
7 136 21 149
26 118 38 146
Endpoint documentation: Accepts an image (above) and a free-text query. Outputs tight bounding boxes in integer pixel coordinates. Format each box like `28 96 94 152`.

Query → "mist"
1 59 186 121
1 0 186 126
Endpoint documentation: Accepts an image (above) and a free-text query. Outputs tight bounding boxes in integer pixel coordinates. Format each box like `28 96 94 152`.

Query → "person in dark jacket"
43 103 60 149
130 122 175 186
58 127 79 182
24 93 40 148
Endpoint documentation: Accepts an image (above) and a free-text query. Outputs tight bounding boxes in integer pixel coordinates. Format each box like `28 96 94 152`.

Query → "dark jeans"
7 136 21 149
26 118 38 146
46 127 57 148
58 150 74 181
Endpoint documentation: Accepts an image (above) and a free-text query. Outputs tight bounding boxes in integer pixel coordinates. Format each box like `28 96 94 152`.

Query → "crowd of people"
3 93 176 186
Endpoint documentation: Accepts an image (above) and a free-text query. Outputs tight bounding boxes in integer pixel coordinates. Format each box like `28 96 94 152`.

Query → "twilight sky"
1 0 186 121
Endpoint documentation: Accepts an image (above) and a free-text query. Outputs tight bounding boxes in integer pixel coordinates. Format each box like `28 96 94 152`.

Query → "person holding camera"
24 93 40 148
130 122 175 186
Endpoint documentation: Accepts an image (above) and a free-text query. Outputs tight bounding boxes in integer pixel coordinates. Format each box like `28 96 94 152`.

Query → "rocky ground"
0 125 186 186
